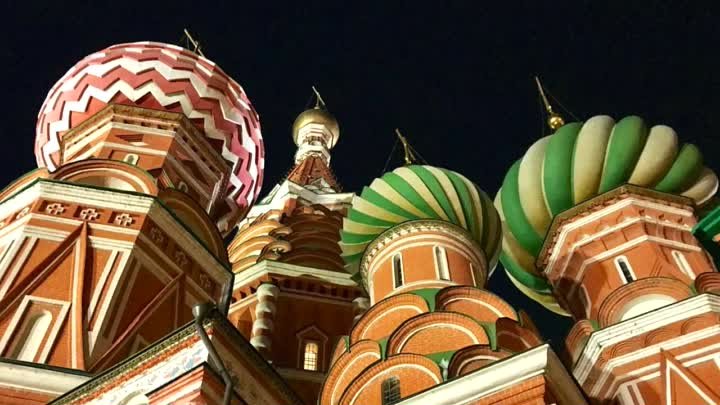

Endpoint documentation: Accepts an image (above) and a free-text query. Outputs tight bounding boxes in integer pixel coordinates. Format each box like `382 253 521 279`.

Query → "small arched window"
434 246 450 281
303 341 319 371
671 250 694 278
615 256 635 284
123 153 139 165
177 181 189 192
12 310 52 362
392 253 404 288
382 376 401 405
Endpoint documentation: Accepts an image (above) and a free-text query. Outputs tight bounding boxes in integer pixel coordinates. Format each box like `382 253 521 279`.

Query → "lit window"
615 256 635 284
303 341 319 371
434 246 450 280
382 376 401 405
12 310 52 362
671 250 694 278
123 153 139 165
393 253 404 288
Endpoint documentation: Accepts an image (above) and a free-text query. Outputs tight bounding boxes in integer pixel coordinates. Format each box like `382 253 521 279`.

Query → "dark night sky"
3 1 720 350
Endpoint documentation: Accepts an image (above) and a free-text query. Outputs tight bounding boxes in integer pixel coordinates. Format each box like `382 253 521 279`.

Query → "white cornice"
233 260 357 289
396 344 587 405
0 361 89 396
0 181 155 220
242 180 354 225
573 293 720 384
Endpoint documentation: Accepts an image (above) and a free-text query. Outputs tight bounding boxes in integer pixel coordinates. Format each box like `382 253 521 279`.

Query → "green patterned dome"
496 115 718 315
341 165 502 274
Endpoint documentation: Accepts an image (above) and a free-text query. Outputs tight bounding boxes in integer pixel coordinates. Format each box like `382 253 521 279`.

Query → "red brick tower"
227 97 364 404
496 111 720 404
0 41 270 404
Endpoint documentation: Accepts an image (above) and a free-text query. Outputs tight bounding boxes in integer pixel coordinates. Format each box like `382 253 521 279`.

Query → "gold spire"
395 129 418 166
534 76 565 131
311 85 327 109
183 28 205 57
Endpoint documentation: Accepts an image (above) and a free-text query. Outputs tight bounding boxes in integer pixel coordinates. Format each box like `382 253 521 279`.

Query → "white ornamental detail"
174 251 189 268
45 203 66 215
114 213 134 227
79 208 100 221
16 207 30 219
150 227 165 244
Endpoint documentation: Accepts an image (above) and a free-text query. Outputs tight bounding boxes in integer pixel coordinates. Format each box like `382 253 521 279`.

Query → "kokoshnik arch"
0 40 718 405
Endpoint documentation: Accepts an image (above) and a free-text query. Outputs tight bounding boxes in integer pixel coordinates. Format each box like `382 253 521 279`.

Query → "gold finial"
534 76 565 131
183 28 205 57
395 129 418 166
311 85 327 109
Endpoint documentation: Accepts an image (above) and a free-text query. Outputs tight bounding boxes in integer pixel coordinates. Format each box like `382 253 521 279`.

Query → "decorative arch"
435 286 518 323
495 317 542 353
386 311 488 356
338 354 442 405
597 277 693 327
321 340 383 405
350 294 429 343
158 189 226 261
51 159 158 194
447 345 512 377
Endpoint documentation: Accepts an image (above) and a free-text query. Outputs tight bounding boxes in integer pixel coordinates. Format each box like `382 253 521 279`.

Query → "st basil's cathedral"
0 41 718 405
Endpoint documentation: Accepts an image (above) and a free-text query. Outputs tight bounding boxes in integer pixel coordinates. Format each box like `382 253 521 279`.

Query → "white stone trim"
87 250 120 320
88 252 131 356
396 344 586 405
671 250 695 279
0 295 70 363
574 294 720 385
0 360 89 396
567 235 700 297
330 352 382 404
0 236 37 298
359 305 425 340
233 260 356 289
438 297 506 318
547 200 695 279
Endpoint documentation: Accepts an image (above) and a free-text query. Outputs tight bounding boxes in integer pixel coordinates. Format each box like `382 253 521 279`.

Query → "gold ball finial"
548 113 565 131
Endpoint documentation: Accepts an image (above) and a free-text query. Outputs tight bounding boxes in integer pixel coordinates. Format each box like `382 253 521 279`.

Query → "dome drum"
360 220 487 304
496 115 719 314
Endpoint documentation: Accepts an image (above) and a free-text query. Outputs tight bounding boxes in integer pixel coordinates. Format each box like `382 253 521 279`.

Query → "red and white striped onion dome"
35 41 264 220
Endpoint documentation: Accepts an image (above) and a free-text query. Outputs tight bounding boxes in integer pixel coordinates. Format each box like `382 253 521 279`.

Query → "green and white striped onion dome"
340 165 502 278
496 115 718 315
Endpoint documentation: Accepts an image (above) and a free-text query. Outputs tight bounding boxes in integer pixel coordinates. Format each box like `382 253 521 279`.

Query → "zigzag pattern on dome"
495 115 719 315
35 41 264 217
340 165 501 273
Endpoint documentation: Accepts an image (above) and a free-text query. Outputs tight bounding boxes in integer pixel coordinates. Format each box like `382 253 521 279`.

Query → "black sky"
3 1 720 350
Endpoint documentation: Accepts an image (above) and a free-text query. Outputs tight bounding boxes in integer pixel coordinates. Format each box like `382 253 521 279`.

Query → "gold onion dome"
292 106 340 149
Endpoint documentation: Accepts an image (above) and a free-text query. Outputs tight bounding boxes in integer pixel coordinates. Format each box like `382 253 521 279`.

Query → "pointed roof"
286 155 341 192
660 350 720 405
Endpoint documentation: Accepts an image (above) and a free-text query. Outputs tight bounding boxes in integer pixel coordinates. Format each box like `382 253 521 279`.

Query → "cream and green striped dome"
340 165 502 275
496 115 719 315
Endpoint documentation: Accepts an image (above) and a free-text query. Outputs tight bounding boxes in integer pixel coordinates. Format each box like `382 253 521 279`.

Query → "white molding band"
0 361 89 396
396 344 587 405
573 293 720 385
234 260 356 289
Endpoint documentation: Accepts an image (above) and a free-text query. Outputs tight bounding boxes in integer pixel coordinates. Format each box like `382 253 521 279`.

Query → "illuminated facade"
0 41 717 405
